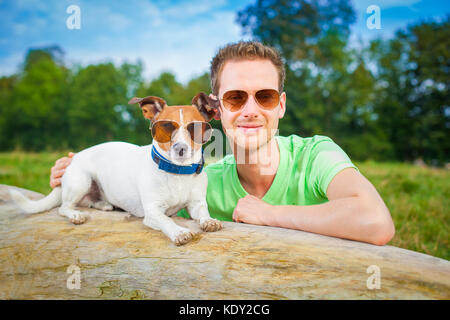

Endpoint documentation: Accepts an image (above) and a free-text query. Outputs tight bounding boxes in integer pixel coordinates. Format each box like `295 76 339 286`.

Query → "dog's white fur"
10 141 222 245
9 95 223 246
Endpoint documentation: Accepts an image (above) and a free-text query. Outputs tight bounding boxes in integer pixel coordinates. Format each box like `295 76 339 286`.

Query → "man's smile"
236 123 264 133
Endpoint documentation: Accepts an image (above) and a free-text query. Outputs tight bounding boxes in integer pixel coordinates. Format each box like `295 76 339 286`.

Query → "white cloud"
0 0 247 82
65 10 243 84
79 3 132 32
13 23 27 36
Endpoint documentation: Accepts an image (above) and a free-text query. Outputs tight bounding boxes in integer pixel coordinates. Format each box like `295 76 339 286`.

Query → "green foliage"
0 75 18 149
137 71 185 105
237 0 356 64
68 63 127 149
370 18 450 165
5 49 70 150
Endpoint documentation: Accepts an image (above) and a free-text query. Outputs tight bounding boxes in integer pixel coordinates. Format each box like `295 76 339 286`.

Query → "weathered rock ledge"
0 184 449 299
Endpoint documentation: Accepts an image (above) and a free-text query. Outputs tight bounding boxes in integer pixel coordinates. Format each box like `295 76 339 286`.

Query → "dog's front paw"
200 218 223 232
174 229 196 246
70 212 88 225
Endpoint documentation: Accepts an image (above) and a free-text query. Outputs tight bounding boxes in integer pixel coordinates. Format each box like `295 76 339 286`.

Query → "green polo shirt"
178 134 358 221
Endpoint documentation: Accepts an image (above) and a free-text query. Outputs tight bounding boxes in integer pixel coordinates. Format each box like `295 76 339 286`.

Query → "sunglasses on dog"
219 89 280 112
151 120 212 144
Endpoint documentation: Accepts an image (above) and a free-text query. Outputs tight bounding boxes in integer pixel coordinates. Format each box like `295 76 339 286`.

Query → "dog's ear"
192 92 220 122
128 96 167 120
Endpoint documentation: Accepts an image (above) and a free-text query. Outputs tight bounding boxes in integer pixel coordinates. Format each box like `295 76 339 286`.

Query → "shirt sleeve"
308 137 359 200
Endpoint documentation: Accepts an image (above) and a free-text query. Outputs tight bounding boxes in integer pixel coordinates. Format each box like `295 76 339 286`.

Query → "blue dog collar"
151 145 204 174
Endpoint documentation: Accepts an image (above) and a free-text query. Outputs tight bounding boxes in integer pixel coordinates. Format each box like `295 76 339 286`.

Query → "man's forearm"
267 196 394 245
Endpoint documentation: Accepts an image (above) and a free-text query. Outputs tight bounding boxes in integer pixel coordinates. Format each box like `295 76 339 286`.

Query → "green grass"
0 151 70 194
354 160 449 261
1 152 448 260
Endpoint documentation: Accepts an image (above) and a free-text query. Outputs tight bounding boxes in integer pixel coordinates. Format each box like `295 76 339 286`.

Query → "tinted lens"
255 89 280 109
186 121 212 144
222 90 248 112
151 120 179 143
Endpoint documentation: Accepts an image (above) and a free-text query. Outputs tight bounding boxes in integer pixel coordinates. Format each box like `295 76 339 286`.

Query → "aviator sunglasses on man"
151 120 212 144
219 89 281 112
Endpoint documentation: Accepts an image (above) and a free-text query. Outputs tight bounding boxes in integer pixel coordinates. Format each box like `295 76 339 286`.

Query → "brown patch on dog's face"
154 105 206 152
129 96 212 157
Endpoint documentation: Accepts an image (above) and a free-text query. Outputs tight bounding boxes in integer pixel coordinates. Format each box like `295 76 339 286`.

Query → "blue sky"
0 0 448 83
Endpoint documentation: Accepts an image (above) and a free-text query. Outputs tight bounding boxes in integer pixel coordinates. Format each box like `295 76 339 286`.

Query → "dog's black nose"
173 143 188 157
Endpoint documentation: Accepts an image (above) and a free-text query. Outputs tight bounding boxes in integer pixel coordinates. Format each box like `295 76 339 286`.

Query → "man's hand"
50 152 75 188
232 195 274 226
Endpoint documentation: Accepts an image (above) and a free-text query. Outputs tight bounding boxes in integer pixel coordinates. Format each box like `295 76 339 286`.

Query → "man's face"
216 59 286 152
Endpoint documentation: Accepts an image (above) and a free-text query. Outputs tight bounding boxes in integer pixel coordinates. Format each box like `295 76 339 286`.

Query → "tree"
404 18 450 164
0 75 18 149
68 63 127 149
237 0 355 64
7 47 70 150
370 18 450 164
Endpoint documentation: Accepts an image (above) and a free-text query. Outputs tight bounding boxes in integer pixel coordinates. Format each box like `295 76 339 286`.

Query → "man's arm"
232 168 395 246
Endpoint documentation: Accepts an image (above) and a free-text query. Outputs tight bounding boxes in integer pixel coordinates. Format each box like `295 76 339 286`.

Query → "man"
50 41 395 245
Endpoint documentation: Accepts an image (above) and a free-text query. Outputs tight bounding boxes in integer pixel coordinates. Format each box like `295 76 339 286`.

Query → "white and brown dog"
9 92 223 246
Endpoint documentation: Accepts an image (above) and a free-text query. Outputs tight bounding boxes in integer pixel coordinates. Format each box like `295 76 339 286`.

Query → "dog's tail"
9 187 62 215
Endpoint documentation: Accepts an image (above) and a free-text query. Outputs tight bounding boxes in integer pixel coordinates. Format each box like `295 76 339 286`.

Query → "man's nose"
240 94 260 118
173 142 188 157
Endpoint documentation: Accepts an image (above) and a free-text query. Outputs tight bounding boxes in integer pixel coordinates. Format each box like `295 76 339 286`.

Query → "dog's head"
128 92 219 165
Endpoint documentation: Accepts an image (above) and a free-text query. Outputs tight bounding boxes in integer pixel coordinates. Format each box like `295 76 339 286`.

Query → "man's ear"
192 92 220 122
128 96 167 120
278 91 286 119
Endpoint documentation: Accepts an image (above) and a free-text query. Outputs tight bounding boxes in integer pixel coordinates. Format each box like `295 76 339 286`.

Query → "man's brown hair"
210 41 286 96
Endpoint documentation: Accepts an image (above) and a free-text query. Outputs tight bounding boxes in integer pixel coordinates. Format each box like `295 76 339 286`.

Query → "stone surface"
0 184 449 300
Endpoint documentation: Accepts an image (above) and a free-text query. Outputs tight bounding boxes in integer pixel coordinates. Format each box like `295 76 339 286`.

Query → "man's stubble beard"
226 127 278 168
